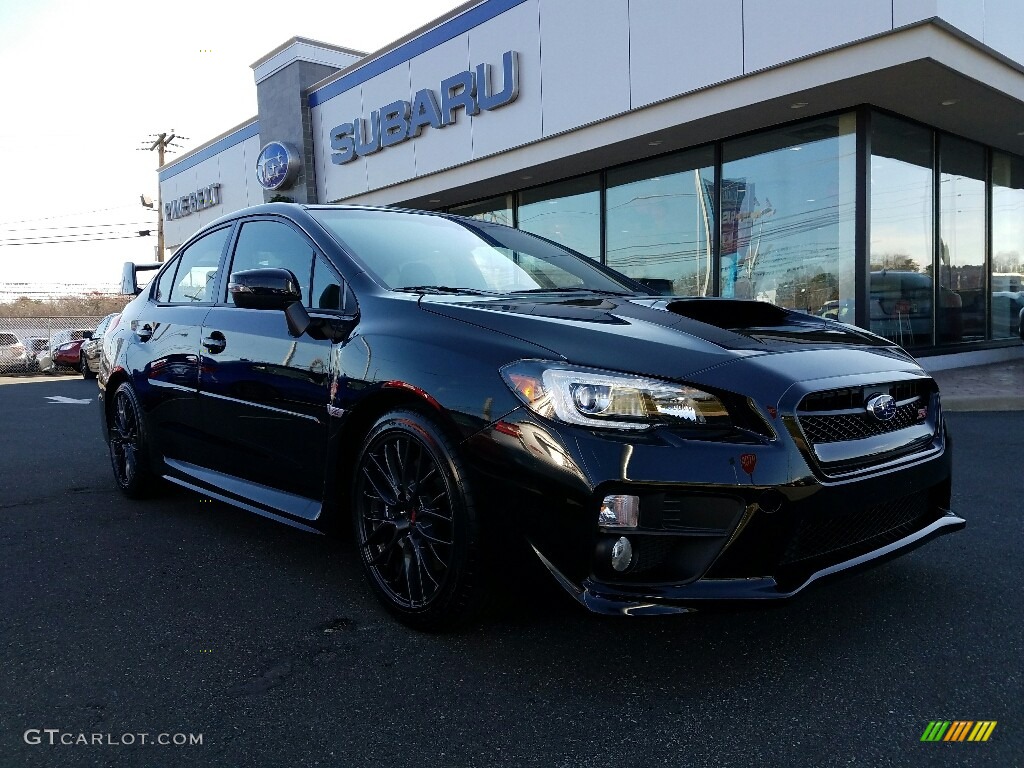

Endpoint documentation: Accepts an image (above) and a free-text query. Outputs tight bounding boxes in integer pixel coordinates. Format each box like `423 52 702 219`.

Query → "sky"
0 0 464 298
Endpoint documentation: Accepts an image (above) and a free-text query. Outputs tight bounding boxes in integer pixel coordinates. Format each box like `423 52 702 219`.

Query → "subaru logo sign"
255 141 301 191
866 394 897 421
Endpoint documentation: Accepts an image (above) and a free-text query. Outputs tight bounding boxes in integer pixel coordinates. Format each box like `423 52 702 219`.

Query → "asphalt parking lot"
1 375 1021 768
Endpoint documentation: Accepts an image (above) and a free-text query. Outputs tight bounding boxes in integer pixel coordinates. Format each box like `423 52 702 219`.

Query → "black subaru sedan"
101 203 963 628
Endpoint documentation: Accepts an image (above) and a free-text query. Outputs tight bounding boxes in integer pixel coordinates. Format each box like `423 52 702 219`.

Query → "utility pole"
138 130 186 261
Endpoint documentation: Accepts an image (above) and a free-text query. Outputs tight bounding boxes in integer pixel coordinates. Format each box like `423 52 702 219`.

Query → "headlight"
501 360 730 431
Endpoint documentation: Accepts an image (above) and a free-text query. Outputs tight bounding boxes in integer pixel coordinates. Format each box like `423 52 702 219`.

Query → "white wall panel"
982 0 1024 67
469 0 542 159
213 142 248 216
743 0 891 72
629 0 744 108
936 0 985 42
893 0 937 28
410 34 473 177
360 62 417 191
160 129 258 249
313 86 368 202
242 136 262 207
539 0 630 136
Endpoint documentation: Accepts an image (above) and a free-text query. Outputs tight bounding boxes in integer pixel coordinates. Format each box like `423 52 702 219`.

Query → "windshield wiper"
393 285 497 295
509 287 634 296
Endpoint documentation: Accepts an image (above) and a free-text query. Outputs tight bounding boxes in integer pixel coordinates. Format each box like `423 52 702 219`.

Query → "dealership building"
158 0 1024 359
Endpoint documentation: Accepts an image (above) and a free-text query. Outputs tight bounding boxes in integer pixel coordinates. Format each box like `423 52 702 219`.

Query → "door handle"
202 332 226 354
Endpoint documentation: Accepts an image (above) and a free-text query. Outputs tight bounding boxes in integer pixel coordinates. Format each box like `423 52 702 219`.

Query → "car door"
129 225 232 463
197 217 336 508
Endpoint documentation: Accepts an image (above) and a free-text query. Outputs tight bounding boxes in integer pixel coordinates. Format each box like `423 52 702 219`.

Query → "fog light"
611 536 633 572
599 494 639 528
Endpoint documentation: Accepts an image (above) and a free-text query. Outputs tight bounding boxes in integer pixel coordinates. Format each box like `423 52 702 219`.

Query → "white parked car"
0 332 27 372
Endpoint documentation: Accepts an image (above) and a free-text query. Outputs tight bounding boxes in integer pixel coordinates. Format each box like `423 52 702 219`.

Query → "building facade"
158 0 1024 356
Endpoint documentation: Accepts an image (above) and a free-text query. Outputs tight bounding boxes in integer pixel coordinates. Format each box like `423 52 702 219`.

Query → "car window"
154 257 181 303
168 227 231 303
227 220 313 306
310 209 636 294
0 333 17 345
311 255 354 311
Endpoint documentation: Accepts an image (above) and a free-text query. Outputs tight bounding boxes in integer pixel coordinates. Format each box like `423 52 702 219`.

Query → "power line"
0 229 152 243
0 204 142 226
1 220 155 234
0 234 147 248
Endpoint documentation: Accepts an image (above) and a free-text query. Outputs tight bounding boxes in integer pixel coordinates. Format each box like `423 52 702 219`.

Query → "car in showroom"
102 203 963 628
80 313 120 379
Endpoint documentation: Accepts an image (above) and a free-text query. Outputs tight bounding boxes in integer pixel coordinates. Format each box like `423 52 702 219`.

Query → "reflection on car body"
80 313 120 379
99 203 963 628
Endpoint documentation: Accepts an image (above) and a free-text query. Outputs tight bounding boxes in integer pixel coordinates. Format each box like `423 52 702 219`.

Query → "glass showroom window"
720 115 856 321
869 114 934 347
606 148 715 296
517 176 601 260
450 195 514 227
938 136 986 344
991 151 1024 340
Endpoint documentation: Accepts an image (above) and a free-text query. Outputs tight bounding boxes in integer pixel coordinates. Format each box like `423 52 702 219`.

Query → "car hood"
420 294 917 382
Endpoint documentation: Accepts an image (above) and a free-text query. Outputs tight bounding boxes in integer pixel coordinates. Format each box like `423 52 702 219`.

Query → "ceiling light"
790 102 808 109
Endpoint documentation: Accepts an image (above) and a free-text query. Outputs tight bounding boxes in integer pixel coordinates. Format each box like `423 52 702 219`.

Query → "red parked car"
52 332 93 371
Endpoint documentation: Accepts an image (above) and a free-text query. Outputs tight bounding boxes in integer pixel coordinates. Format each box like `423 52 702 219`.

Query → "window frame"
152 224 234 306
220 214 357 316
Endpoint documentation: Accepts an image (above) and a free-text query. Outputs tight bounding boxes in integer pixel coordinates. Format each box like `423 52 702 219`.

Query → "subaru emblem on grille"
866 394 897 421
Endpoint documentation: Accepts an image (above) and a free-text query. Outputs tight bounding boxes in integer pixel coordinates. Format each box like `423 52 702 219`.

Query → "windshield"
309 209 642 295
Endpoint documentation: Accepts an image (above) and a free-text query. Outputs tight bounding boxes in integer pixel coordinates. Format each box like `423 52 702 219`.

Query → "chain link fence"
0 316 107 376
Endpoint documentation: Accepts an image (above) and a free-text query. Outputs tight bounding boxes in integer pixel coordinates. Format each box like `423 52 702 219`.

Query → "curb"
941 397 1024 412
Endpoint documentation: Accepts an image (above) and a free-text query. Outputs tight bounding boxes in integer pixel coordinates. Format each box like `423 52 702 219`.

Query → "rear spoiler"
121 262 163 295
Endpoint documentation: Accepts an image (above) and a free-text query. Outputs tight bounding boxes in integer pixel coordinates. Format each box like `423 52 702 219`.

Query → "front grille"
780 490 930 566
799 401 921 444
793 379 938 472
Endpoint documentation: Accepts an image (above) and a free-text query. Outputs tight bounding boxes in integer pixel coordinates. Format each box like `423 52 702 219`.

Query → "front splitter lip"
531 511 966 616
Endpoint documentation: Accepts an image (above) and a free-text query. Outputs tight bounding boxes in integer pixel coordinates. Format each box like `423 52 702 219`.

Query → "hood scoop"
665 299 791 329
664 298 891 347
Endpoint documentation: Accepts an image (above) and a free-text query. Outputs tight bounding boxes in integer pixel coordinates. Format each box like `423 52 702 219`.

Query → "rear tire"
351 409 486 630
81 353 96 379
107 382 159 498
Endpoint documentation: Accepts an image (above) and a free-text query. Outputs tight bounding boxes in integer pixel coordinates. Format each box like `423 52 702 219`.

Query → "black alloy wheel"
108 382 158 498
352 410 485 630
81 352 96 379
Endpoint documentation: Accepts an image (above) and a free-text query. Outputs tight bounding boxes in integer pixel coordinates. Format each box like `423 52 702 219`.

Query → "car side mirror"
228 268 302 311
121 262 162 295
285 302 357 343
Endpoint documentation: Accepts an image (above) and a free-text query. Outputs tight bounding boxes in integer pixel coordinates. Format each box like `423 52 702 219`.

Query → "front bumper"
537 510 965 615
463 390 959 615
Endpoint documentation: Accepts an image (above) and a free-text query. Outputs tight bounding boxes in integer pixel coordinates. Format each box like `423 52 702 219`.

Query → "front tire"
352 409 486 630
107 382 159 498
81 353 96 379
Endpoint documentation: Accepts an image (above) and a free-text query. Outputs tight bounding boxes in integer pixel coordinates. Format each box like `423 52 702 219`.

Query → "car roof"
201 201 454 233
